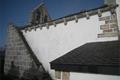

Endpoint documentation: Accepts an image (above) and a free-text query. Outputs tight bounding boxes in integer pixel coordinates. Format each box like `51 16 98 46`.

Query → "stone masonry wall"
4 24 45 79
98 14 119 38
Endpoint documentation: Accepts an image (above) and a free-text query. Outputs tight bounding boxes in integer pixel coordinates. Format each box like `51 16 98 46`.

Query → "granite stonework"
98 14 119 38
4 24 51 80
3 0 120 80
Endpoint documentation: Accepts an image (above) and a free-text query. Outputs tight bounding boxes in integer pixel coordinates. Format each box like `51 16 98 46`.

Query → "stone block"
110 24 118 28
103 29 112 33
111 14 117 20
62 72 70 80
112 28 118 32
100 24 109 30
98 32 118 38
105 19 117 24
99 16 110 21
55 71 61 79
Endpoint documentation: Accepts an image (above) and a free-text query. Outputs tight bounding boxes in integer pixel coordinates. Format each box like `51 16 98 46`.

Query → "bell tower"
28 2 51 25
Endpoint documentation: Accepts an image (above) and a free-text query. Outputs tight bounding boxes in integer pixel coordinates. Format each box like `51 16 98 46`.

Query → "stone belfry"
28 2 51 25
4 23 50 80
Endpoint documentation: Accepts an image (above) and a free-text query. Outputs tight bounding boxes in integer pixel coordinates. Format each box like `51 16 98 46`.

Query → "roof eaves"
19 4 118 30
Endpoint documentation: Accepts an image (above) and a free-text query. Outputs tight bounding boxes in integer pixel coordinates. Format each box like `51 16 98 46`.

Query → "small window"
55 71 61 79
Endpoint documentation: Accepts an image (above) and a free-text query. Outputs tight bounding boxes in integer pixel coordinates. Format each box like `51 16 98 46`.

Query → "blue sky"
0 0 104 48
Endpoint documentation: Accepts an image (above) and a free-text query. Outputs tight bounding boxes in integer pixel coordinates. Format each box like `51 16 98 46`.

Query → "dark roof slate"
50 40 120 67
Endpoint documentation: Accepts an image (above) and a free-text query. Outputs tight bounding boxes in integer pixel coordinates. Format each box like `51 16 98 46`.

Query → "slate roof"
50 41 120 75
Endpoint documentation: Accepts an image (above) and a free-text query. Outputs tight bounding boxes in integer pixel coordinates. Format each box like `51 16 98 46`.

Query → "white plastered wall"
70 72 120 80
22 11 118 80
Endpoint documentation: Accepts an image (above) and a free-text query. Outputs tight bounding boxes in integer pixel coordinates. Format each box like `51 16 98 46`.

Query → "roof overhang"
50 40 120 75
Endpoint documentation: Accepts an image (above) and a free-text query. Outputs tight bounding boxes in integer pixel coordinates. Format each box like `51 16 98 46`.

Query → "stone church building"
4 0 120 80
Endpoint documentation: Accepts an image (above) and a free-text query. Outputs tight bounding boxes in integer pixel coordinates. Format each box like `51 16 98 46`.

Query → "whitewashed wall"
22 11 118 80
70 72 120 80
116 0 120 30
